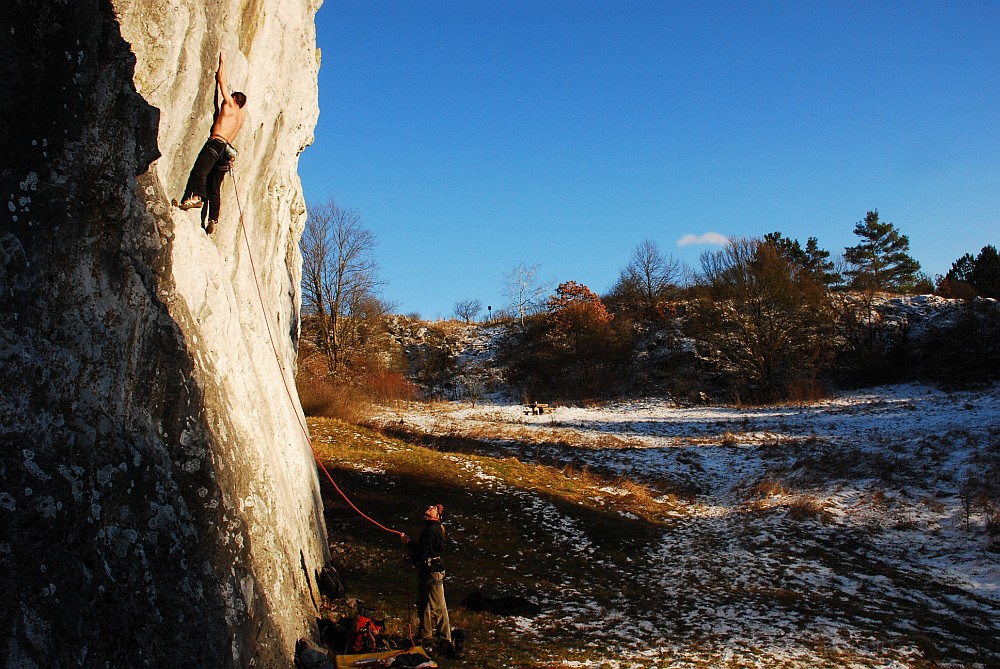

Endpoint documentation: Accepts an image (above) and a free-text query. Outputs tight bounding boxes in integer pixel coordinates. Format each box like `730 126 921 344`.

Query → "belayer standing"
401 503 461 657
177 51 246 235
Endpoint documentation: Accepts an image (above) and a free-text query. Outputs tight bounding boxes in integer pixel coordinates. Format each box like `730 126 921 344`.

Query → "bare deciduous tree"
613 239 682 320
300 197 385 370
454 298 482 323
458 364 486 407
503 262 551 332
689 237 834 398
301 204 335 365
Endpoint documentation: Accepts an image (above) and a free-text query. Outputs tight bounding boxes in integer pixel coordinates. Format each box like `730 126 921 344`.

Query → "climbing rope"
229 171 403 539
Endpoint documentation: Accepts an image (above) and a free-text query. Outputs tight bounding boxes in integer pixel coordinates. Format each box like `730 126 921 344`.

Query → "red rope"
229 173 403 538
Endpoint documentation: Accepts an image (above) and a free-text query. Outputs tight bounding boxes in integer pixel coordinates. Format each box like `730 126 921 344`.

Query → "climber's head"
232 92 247 108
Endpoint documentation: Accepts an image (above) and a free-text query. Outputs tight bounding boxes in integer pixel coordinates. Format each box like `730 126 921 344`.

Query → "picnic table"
523 402 554 415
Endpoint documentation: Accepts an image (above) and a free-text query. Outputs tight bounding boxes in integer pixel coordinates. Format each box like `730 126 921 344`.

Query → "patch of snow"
377 381 1000 666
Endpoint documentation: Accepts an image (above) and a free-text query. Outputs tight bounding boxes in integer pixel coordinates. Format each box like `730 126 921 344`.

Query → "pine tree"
970 245 1000 299
945 253 977 284
763 231 807 266
803 237 841 287
941 245 1000 299
843 210 920 292
762 232 840 287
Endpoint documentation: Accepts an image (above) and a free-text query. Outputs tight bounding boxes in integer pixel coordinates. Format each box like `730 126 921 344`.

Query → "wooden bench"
523 402 554 415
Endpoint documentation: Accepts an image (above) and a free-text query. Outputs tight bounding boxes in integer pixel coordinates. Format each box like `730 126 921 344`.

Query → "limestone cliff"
0 1 327 667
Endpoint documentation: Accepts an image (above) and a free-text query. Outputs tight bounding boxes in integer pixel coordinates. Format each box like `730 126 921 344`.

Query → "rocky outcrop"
0 1 326 667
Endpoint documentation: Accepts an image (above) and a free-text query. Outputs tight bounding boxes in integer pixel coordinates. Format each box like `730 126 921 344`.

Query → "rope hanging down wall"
229 173 403 539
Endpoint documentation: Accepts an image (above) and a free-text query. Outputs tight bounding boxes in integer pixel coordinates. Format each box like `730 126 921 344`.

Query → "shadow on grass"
308 417 1000 669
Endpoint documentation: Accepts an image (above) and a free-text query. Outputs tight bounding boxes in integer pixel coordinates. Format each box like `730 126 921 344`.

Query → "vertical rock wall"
0 1 327 667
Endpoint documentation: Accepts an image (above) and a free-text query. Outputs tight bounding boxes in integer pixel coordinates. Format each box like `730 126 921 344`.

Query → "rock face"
0 1 327 667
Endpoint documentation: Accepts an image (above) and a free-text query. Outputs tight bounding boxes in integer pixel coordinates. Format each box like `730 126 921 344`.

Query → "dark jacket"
408 519 445 576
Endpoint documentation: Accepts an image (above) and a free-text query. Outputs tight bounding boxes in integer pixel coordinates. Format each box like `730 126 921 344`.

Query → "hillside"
384 294 1000 404
311 382 999 668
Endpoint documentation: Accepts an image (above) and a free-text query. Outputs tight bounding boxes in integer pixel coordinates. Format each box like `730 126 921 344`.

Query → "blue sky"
298 0 1000 319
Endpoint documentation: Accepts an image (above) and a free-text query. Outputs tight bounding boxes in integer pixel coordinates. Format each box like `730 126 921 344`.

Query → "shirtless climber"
177 51 246 235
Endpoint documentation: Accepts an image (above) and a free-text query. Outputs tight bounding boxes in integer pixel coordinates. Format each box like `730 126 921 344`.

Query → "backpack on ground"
348 612 385 653
294 638 335 669
317 562 347 600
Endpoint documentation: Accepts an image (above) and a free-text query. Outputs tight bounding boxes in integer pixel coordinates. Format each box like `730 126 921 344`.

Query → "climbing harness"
228 170 404 539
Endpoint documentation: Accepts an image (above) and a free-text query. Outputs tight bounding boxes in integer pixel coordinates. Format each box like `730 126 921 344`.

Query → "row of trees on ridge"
298 198 999 409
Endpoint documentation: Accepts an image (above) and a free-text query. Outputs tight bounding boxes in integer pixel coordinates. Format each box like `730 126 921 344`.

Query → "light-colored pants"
417 570 451 643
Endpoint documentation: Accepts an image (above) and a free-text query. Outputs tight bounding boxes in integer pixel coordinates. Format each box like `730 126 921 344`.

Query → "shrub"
297 372 370 423
786 378 828 404
909 299 1000 384
365 370 418 405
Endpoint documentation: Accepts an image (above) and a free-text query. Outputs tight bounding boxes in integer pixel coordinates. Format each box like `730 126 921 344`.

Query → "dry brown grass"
868 490 888 509
784 495 830 520
422 318 474 337
375 409 655 456
786 378 829 404
297 369 417 422
297 373 370 423
746 478 791 499
609 475 671 510
591 433 648 450
742 478 830 521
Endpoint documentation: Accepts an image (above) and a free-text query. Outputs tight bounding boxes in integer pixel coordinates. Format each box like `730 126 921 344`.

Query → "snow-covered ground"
377 383 1000 668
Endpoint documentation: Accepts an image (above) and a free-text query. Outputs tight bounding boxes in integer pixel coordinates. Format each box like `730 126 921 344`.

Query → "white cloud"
677 232 729 247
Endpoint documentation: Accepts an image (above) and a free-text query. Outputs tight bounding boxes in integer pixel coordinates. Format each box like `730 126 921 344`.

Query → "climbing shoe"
204 219 216 235
178 196 203 210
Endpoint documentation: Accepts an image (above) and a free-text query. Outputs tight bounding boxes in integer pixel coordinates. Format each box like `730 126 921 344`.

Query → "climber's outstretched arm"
216 51 234 107
209 51 246 143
